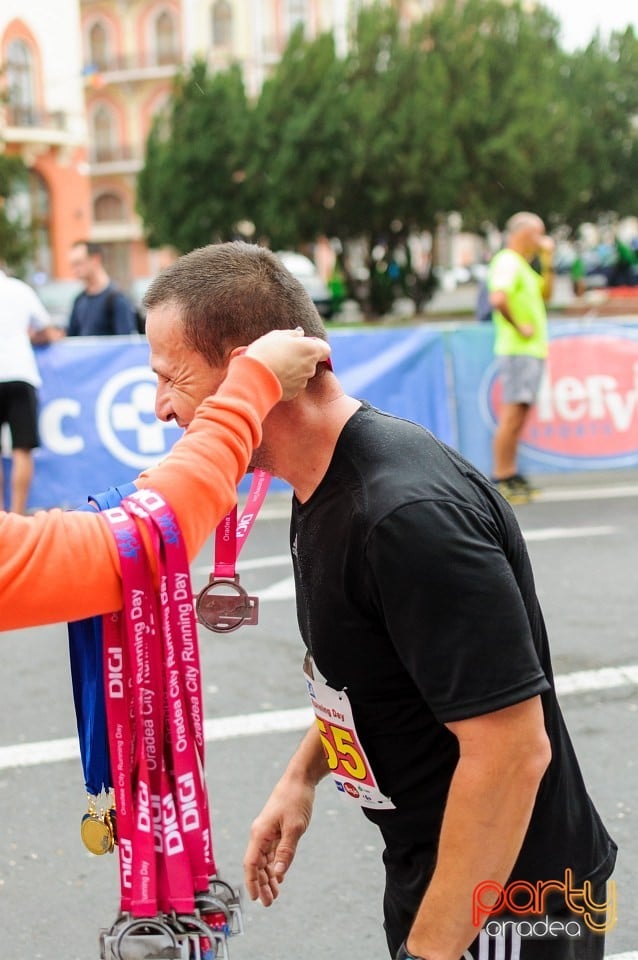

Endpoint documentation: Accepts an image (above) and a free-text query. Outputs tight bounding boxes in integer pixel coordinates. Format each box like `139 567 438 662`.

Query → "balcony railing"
88 144 139 164
83 50 181 75
5 105 68 131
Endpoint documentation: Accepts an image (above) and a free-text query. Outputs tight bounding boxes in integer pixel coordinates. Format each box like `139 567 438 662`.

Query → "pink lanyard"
196 470 271 633
130 492 214 889
213 468 271 579
101 490 212 918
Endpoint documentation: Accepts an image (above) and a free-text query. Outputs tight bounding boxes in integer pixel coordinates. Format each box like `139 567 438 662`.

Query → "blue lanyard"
67 482 137 796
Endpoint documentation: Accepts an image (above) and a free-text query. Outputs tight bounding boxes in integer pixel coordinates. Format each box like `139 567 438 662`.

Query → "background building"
0 1 90 279
78 0 184 286
1 0 435 290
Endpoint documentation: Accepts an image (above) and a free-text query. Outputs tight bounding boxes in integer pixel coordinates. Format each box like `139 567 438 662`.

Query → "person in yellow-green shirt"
488 212 554 504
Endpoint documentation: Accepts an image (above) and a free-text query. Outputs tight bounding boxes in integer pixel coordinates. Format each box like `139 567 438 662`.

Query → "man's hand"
489 291 535 338
516 322 535 339
243 775 316 906
538 235 556 257
245 329 331 401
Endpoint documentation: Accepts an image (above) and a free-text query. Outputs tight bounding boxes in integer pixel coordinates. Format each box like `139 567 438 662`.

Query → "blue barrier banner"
6 321 638 512
444 324 496 475
27 337 182 509
16 329 451 509
331 327 452 443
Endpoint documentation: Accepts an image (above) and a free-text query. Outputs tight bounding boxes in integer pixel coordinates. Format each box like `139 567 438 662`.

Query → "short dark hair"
72 239 104 259
143 241 328 366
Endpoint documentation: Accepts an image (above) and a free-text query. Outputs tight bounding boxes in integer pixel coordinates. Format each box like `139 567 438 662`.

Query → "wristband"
395 941 426 960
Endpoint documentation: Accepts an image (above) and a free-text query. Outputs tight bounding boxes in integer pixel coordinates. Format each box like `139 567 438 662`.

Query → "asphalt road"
0 471 636 960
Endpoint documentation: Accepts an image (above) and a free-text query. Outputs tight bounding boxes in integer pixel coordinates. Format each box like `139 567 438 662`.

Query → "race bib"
303 656 394 810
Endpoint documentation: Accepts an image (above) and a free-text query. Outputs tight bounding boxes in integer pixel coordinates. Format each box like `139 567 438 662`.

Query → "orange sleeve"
0 355 281 631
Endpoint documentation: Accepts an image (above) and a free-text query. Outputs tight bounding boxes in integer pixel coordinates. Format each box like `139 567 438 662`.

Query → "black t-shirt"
291 402 616 889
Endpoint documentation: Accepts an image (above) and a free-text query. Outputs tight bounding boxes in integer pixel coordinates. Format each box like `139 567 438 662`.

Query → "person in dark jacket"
67 240 137 336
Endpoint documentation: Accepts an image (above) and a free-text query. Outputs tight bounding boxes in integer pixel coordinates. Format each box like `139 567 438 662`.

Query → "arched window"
94 192 126 222
92 105 117 161
6 39 36 125
212 0 232 48
155 11 177 64
88 21 110 70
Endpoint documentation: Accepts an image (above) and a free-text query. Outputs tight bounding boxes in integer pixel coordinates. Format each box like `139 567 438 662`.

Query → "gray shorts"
498 355 545 405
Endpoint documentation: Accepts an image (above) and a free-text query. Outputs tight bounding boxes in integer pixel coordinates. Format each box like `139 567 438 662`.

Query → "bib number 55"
316 719 367 780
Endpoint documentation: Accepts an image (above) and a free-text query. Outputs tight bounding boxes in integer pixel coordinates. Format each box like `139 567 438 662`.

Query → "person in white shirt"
0 268 59 513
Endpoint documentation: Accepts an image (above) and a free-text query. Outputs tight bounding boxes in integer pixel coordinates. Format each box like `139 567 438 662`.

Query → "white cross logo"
96 366 181 469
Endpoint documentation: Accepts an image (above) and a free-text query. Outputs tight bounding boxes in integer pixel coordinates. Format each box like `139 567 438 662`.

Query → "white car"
276 251 334 319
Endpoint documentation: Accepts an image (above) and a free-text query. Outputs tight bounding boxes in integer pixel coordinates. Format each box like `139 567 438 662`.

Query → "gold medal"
81 812 112 855
105 805 117 848
80 795 115 855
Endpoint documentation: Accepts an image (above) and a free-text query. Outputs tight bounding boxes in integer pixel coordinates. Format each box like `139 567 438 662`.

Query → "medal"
80 795 116 855
196 576 258 633
196 471 270 633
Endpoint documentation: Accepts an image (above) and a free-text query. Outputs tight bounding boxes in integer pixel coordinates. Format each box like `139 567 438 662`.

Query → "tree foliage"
0 155 33 272
421 0 576 230
137 0 638 273
559 28 638 225
243 27 350 248
137 60 250 251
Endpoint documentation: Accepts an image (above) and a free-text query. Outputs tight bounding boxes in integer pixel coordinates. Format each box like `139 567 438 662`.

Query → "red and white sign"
487 332 638 467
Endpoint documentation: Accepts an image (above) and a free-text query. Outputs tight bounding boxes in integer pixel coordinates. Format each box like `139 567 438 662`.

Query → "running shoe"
493 478 530 505
510 473 540 500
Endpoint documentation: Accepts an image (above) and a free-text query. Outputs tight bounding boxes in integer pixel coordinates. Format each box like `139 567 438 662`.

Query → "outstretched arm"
0 330 330 630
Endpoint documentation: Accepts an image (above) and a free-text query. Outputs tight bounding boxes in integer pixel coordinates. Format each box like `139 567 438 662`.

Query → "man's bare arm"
404 696 551 960
243 723 329 906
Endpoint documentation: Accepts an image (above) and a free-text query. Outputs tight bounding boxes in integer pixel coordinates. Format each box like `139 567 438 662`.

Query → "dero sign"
485 331 638 469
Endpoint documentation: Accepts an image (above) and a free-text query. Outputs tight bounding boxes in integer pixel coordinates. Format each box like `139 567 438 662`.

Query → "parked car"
275 250 334 319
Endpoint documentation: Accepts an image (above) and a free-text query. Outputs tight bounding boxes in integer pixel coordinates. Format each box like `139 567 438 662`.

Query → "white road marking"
248 504 291 520
524 525 615 541
203 707 313 741
537 484 638 503
555 664 638 695
258 575 296 600
0 665 636 772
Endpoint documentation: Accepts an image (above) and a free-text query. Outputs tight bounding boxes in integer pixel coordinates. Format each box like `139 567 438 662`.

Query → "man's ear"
227 345 247 361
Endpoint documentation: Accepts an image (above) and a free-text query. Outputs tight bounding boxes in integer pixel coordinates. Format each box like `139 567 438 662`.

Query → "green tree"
242 27 349 248
560 27 638 225
137 60 251 252
418 0 577 231
335 3 465 310
0 155 33 273
136 2 638 311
